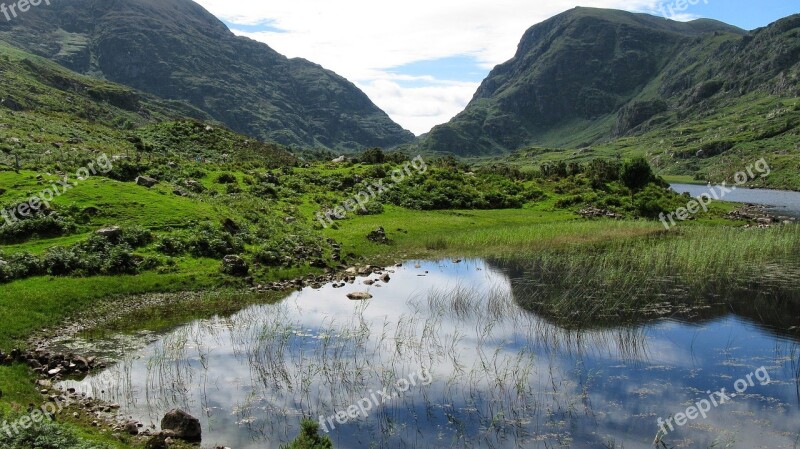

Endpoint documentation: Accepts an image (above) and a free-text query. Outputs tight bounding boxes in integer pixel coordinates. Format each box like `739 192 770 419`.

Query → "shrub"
187 224 244 258
216 172 238 184
621 157 656 192
0 210 76 244
156 235 188 256
42 246 83 276
354 200 384 215
102 244 139 274
0 414 113 449
359 147 386 164
104 158 140 181
281 420 333 449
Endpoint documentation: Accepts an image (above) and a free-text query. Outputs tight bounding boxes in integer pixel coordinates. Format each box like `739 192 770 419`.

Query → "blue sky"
195 0 799 135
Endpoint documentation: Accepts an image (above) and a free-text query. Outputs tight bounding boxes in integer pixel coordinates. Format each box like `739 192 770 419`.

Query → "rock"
184 180 205 193
136 176 158 188
124 421 139 435
161 409 201 442
347 292 373 301
145 430 176 449
366 227 390 244
379 274 390 283
221 255 249 277
310 259 327 268
331 156 347 163
96 226 122 239
577 207 621 219
363 279 375 286
73 356 89 370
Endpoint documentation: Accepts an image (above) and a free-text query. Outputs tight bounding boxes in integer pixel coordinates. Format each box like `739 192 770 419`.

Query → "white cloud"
195 0 667 135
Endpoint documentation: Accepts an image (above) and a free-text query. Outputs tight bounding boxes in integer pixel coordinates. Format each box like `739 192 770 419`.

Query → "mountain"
0 0 414 151
0 39 297 170
420 7 800 156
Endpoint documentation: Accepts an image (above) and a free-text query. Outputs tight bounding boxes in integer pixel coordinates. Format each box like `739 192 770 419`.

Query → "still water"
672 183 800 218
60 260 800 448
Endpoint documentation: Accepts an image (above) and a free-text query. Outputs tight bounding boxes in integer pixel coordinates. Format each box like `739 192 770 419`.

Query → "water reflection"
60 260 800 448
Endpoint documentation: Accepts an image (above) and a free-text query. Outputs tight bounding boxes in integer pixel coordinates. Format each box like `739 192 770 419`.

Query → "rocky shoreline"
726 203 797 227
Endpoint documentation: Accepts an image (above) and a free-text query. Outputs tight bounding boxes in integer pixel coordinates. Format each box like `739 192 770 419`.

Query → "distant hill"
0 0 414 152
419 7 799 156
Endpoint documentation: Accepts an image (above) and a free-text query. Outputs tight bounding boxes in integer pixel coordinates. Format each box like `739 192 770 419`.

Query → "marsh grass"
499 225 800 326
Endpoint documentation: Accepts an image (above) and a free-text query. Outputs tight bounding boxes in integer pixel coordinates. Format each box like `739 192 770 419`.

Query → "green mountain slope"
0 39 297 170
419 7 799 157
0 0 414 151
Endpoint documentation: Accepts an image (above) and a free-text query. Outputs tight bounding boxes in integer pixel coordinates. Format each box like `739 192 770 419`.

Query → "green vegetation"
281 420 333 449
506 225 800 327
0 13 796 449
0 417 114 449
419 9 800 189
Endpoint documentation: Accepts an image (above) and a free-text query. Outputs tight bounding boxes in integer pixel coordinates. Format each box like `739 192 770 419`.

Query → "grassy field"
0 147 768 449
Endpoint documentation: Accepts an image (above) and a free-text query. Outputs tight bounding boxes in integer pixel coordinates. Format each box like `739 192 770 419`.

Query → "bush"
253 233 329 267
359 147 385 164
187 224 244 258
43 246 82 276
104 158 140 182
354 200 384 215
102 244 139 274
156 235 188 256
0 414 113 449
0 226 157 283
281 420 333 449
0 210 76 244
621 157 656 192
216 172 238 184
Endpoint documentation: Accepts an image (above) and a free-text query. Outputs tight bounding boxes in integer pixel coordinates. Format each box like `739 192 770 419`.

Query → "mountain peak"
0 0 413 151
420 8 790 156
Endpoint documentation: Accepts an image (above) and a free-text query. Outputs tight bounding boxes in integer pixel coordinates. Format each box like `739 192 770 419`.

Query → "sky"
193 0 800 136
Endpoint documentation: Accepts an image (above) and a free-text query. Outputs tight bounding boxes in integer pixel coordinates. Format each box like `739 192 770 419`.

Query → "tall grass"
498 225 800 326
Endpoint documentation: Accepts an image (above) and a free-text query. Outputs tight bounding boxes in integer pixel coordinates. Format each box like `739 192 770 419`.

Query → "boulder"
124 421 140 435
145 430 175 449
184 180 205 193
96 226 122 239
161 409 201 442
367 227 390 244
221 255 249 277
136 176 158 188
347 292 373 301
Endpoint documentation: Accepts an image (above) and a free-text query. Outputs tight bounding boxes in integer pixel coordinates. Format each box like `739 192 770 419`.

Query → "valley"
0 2 798 449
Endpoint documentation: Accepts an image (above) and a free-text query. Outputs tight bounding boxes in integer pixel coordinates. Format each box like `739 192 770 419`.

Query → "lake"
58 259 800 448
672 183 800 218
